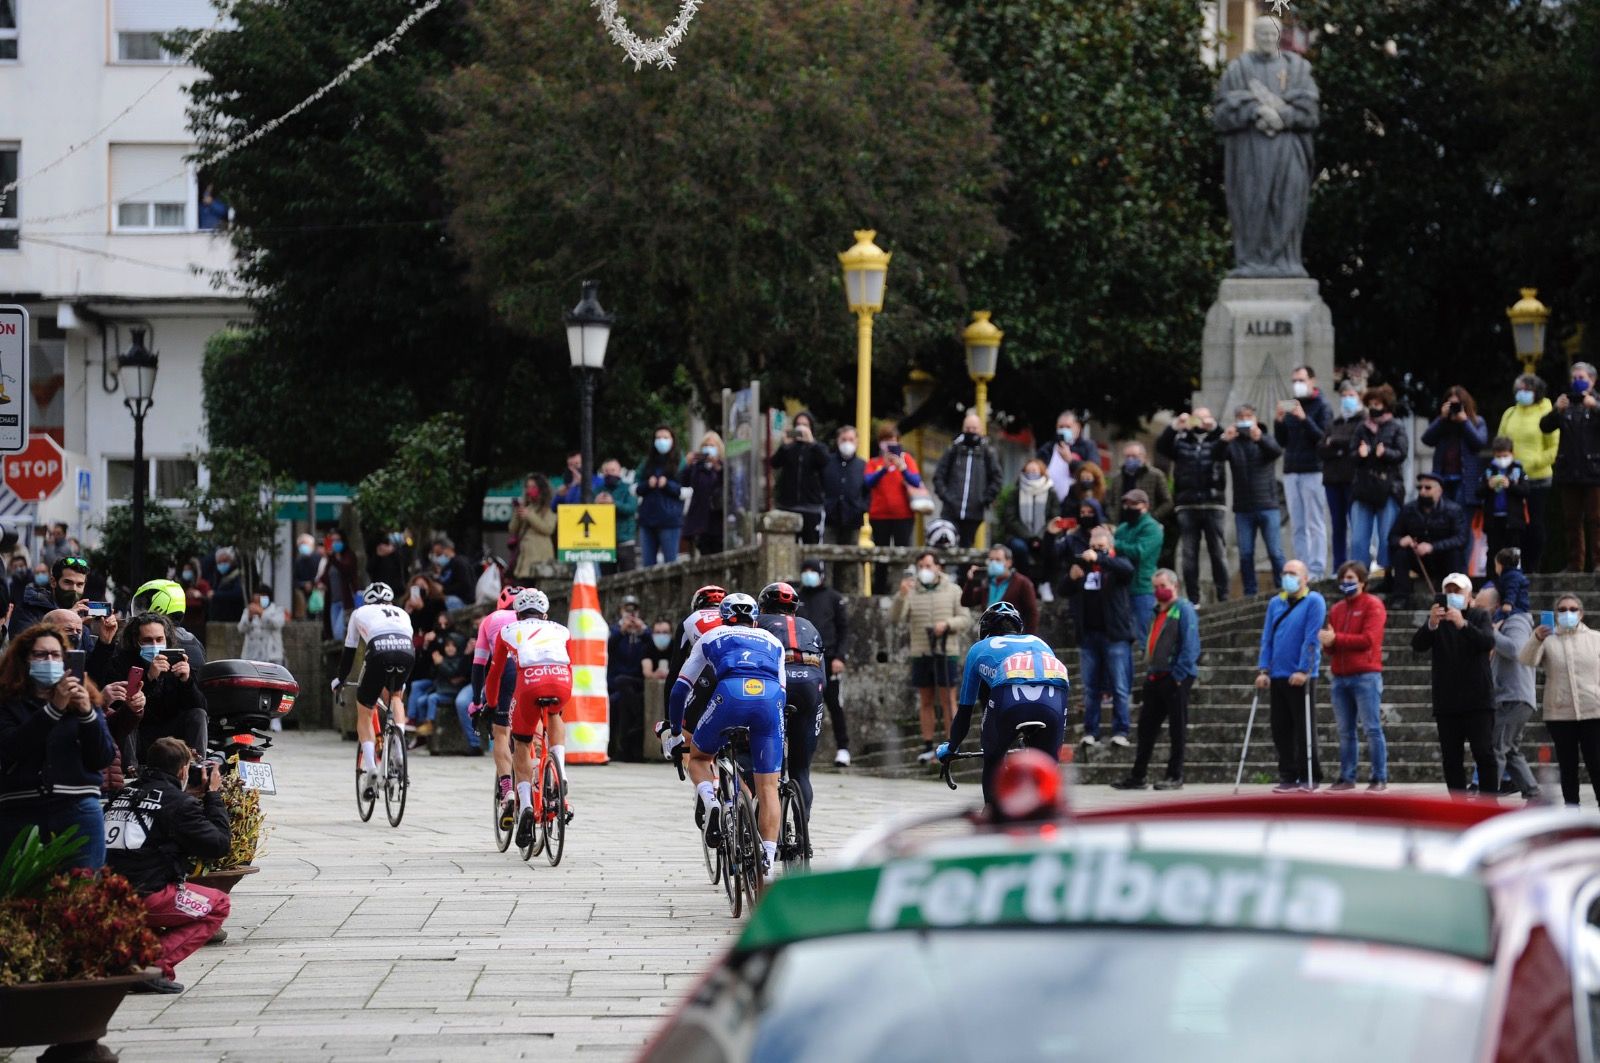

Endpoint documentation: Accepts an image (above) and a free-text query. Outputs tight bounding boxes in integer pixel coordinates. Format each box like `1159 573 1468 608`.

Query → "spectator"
1542 361 1600 572
1319 381 1366 569
1254 559 1326 792
796 559 852 767
1114 488 1165 646
1066 462 1107 511
865 422 922 591
1388 473 1468 609
104 737 231 995
1520 593 1600 805
509 473 558 582
996 458 1065 599
770 411 829 544
44 607 115 688
403 574 447 636
1062 520 1135 748
1105 442 1174 528
1318 561 1388 791
238 588 286 663
1496 373 1559 572
934 412 1002 548
1111 568 1199 791
177 556 213 642
317 529 358 640
1038 410 1101 502
1349 385 1409 579
416 628 477 755
97 674 145 797
366 532 407 593
1480 585 1540 801
7 554 33 612
1158 408 1230 604
1223 404 1286 596
427 538 474 610
1410 572 1497 795
117 613 207 761
37 522 69 567
636 426 686 567
822 425 869 547
680 433 726 557
197 184 230 230
0 623 113 869
208 548 246 623
1422 385 1490 510
960 544 1039 635
607 597 651 761
292 533 323 619
128 582 208 670
552 450 586 505
1274 365 1333 579
11 554 91 633
1479 437 1531 564
1490 546 1532 617
890 550 971 764
644 618 674 681
599 459 640 571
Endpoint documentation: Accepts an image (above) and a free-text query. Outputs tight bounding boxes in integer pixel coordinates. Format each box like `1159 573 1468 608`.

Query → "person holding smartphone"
769 411 830 545
115 614 207 762
864 422 924 593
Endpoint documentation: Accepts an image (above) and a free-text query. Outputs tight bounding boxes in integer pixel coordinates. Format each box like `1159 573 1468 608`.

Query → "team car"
640 753 1600 1063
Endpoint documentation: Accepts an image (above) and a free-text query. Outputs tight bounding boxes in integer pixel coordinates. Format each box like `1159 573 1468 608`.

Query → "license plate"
238 760 277 795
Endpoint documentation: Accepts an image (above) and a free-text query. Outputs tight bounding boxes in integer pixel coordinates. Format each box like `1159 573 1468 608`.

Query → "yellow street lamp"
962 310 1002 428
1507 287 1550 376
839 230 891 550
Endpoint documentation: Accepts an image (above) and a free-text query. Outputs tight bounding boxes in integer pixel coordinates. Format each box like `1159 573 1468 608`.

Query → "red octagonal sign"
4 434 64 502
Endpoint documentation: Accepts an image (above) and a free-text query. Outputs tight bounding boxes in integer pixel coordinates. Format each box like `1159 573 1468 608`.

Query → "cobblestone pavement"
12 732 1455 1062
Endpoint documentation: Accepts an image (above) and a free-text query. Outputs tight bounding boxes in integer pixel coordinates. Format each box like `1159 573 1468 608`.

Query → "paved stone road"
10 733 1462 1062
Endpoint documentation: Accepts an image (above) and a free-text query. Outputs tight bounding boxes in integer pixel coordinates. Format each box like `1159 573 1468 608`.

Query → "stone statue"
1214 18 1320 277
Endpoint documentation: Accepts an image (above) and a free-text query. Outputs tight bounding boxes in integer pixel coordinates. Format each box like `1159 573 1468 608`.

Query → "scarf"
1018 477 1053 537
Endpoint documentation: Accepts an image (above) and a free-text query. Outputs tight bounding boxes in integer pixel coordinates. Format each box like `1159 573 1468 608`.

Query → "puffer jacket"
1541 400 1600 486
933 436 1002 523
1156 425 1227 507
1224 432 1283 514
1352 416 1409 506
1421 414 1489 495
1497 401 1559 482
889 573 972 657
1520 624 1600 721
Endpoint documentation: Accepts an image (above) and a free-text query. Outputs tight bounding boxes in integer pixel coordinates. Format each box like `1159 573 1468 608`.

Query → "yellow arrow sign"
557 503 617 562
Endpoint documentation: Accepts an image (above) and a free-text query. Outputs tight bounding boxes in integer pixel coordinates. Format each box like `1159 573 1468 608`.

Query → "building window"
0 1 16 62
116 31 177 64
110 143 193 232
0 144 16 251
112 0 215 64
107 458 198 502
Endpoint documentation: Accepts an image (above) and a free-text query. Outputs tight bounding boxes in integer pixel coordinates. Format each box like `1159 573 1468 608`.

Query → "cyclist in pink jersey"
472 585 521 820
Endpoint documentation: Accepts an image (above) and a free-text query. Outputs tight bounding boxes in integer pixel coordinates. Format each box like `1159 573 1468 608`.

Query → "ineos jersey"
344 602 414 651
756 613 825 669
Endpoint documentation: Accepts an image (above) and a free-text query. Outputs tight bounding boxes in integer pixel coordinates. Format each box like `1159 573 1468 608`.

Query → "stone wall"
206 619 338 731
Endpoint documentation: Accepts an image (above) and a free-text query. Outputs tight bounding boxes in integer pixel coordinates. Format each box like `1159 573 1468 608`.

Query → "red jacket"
1327 592 1386 676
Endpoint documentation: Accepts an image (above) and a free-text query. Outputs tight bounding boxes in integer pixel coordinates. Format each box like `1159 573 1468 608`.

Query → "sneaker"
515 807 535 848
834 749 851 768
361 768 379 801
1109 734 1131 748
206 928 228 946
1366 780 1389 793
131 975 184 995
1368 564 1386 579
416 721 436 737
703 805 722 848
1039 583 1055 603
1521 787 1541 801
1080 734 1099 748
1154 778 1184 791
1110 777 1149 790
762 850 777 884
1272 782 1300 794
1328 780 1357 792
916 748 938 765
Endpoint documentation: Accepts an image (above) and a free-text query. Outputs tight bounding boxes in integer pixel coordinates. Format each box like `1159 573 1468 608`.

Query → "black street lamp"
118 328 158 588
564 281 614 505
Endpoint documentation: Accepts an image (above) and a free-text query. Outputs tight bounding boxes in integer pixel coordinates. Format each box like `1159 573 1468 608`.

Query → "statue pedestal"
1198 277 1335 422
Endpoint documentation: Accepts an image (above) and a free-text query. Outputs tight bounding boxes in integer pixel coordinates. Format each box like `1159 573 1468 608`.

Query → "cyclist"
936 601 1070 807
471 583 522 827
658 584 726 737
484 588 572 849
334 583 415 801
662 592 786 880
756 581 824 823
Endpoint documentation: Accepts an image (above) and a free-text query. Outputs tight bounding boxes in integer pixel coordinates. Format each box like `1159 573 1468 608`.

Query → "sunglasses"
60 557 89 571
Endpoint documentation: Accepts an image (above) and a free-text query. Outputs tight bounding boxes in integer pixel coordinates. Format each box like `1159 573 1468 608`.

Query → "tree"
440 0 1007 429
90 506 207 597
353 413 477 539
185 445 290 590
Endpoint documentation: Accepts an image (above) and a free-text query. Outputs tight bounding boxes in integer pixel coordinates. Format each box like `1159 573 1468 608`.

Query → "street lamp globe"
119 327 159 406
962 310 1002 383
1506 287 1550 374
838 230 891 313
565 280 614 371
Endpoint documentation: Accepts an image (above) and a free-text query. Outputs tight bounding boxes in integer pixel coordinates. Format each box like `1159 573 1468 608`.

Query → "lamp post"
1506 287 1550 377
839 230 890 549
962 311 1002 549
118 328 159 588
565 280 614 505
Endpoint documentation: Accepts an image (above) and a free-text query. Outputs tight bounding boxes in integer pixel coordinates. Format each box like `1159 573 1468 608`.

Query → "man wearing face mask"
292 533 323 619
1037 410 1102 503
934 413 1002 549
1105 442 1173 528
1222 404 1287 596
1387 473 1468 609
795 560 852 766
1157 408 1230 603
1542 362 1600 572
960 544 1039 635
1318 382 1367 569
1274 366 1333 579
208 547 246 624
1317 562 1388 791
1111 569 1199 790
1412 573 1497 795
1253 559 1326 791
606 595 651 762
1114 489 1166 650
822 426 870 547
11 554 93 635
1063 522 1136 747
1496 373 1559 572
890 551 972 763
429 537 474 611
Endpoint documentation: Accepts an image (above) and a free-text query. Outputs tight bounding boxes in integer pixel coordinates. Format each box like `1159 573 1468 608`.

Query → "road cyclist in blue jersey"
936 601 1071 806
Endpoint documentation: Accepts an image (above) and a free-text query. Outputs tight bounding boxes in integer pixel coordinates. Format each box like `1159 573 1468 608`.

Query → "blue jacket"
1147 598 1201 684
634 456 685 530
1257 591 1326 678
1421 415 1489 494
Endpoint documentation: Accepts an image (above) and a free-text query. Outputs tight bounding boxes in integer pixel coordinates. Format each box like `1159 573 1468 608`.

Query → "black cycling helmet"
719 592 758 627
692 584 727 611
979 601 1025 639
758 581 799 615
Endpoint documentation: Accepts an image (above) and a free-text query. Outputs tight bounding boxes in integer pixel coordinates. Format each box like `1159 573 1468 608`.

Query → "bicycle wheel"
355 756 376 822
492 777 513 853
778 783 810 873
736 790 762 914
720 800 742 918
541 755 567 867
383 725 408 827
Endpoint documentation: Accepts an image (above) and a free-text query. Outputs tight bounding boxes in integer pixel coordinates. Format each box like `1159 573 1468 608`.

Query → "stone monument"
1199 17 1334 422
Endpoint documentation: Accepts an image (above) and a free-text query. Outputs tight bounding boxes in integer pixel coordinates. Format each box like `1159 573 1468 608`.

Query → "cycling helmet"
925 518 960 550
719 592 758 627
979 601 1025 639
513 588 549 618
758 581 800 615
497 584 522 611
133 578 186 617
363 582 395 605
691 584 727 611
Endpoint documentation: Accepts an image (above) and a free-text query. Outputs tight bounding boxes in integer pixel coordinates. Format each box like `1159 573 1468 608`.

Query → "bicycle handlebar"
654 720 689 781
939 751 984 790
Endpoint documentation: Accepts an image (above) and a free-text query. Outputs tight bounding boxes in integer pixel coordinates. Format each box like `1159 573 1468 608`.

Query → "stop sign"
4 434 64 502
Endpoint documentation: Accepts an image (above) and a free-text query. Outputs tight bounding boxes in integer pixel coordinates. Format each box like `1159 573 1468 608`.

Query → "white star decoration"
1266 0 1293 15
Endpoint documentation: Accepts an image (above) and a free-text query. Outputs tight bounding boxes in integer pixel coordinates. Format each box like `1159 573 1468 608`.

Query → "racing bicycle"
517 697 570 867
940 719 1053 792
355 696 409 827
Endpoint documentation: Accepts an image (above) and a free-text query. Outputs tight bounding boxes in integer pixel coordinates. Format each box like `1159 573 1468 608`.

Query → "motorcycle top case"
199 659 299 729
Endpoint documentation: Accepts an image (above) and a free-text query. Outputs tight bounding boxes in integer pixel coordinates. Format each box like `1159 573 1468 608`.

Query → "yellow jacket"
1497 400 1560 482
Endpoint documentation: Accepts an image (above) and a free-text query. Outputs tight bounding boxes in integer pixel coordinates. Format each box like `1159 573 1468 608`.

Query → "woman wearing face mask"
1317 562 1389 791
680 433 726 558
635 426 685 568
822 426 869 547
317 529 359 641
509 472 558 581
0 624 115 869
1066 461 1106 509
1520 595 1600 805
890 550 973 763
1496 373 1559 573
1318 381 1367 569
208 547 246 624
1420 386 1489 511
1348 385 1409 578
644 620 675 682
238 588 288 671
117 613 207 763
1540 363 1600 572
996 458 1066 595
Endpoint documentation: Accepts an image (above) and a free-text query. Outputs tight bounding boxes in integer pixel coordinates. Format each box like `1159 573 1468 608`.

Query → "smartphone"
1433 593 1449 609
159 648 187 664
126 666 144 700
82 601 110 618
887 443 904 456
1542 610 1556 630
64 649 86 683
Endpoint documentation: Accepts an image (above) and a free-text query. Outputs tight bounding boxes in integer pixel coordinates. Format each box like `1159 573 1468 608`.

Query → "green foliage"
0 826 85 900
354 412 477 537
90 504 207 591
186 444 289 589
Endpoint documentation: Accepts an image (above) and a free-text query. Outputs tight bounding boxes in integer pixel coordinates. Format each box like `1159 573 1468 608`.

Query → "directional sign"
557 503 616 563
0 306 29 453
3 434 63 502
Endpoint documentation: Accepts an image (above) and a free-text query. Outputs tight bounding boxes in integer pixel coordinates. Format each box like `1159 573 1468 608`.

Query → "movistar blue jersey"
957 634 1071 707
668 625 787 731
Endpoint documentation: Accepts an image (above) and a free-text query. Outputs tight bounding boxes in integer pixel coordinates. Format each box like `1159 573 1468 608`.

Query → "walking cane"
1303 684 1315 792
1234 689 1261 794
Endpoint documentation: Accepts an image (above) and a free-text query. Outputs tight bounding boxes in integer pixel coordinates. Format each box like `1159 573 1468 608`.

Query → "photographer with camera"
104 737 232 994
1542 362 1600 572
114 613 207 762
770 411 830 545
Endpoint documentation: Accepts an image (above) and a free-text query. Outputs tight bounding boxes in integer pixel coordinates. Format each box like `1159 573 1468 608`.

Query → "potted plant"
187 767 268 894
0 828 161 1063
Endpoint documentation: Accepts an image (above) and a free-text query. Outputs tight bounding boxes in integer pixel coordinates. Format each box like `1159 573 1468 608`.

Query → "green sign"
740 849 1492 960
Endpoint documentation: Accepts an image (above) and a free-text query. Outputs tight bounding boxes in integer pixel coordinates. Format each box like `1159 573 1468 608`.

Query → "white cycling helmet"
513 587 549 618
363 582 395 605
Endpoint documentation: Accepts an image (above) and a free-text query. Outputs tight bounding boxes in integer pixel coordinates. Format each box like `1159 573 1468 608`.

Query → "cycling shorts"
357 638 415 706
691 675 785 775
784 666 825 741
492 664 516 728
510 664 572 738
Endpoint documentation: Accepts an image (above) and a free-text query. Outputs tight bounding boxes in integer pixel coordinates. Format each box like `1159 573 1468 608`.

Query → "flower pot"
187 865 260 894
0 968 157 1053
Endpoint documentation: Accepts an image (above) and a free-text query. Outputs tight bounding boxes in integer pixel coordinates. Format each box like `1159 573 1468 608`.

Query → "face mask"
1516 389 1535 407
1078 477 1096 488
181 569 195 582
139 644 164 662
1154 586 1175 604
432 555 447 567
53 588 79 608
1446 593 1467 611
1576 379 1593 394
603 474 621 489
702 446 717 458
1340 396 1361 416
1235 420 1254 431
1558 610 1582 630
1124 507 1146 520
258 596 271 609
1281 574 1301 595
800 571 821 589
916 567 937 586
297 543 313 557
838 442 857 459
1340 581 1361 596
216 563 232 575
332 541 345 554
652 633 672 651
29 660 63 688
1367 407 1384 418
654 437 672 454
32 572 47 586
987 560 1007 579
1058 427 1075 445
1292 381 1310 398
1079 513 1097 527
1122 459 1143 478
1494 456 1514 470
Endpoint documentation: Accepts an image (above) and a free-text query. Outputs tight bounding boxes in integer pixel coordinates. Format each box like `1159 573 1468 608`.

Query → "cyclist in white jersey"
334 583 414 800
485 589 573 843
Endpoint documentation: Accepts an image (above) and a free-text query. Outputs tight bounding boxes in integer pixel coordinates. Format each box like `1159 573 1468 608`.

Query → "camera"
1448 400 1463 417
187 762 208 789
